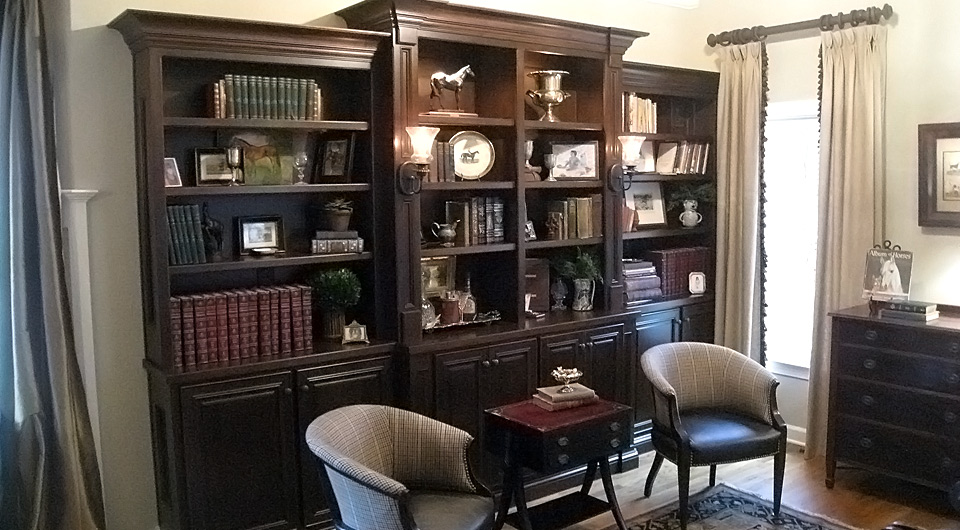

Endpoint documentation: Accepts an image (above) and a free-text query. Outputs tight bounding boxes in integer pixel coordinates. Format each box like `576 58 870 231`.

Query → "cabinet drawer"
836 320 960 360
836 418 960 489
836 345 960 395
837 378 960 437
540 412 631 473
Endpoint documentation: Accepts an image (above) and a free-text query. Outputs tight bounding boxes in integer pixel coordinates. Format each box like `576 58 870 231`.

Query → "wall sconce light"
397 126 440 195
613 134 646 191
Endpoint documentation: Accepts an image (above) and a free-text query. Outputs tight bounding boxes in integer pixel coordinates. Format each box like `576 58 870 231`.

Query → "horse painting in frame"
430 65 474 111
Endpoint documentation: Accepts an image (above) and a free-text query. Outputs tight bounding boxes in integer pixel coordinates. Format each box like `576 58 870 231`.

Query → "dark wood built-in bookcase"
113 4 724 530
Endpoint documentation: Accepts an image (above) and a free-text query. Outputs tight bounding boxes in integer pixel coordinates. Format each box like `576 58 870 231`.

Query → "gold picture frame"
421 256 456 298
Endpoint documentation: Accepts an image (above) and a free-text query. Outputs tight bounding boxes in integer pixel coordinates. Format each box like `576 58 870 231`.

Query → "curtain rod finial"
707 33 718 47
881 4 893 19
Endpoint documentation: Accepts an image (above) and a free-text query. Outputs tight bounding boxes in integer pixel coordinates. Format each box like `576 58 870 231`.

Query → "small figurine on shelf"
428 65 476 115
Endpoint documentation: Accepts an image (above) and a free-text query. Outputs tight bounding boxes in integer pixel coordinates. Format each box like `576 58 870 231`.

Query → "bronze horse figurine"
430 65 474 110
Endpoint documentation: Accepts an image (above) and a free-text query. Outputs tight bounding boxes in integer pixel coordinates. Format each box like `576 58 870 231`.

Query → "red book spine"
238 290 254 362
279 287 292 357
256 288 273 359
299 285 313 354
290 286 304 355
170 296 183 372
245 289 261 361
269 288 281 357
181 296 197 371
204 293 219 365
215 293 229 364
192 295 209 368
226 290 241 362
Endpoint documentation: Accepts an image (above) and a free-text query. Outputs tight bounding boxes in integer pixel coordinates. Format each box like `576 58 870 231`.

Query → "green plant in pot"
322 197 353 232
667 183 715 228
552 249 602 311
307 267 361 339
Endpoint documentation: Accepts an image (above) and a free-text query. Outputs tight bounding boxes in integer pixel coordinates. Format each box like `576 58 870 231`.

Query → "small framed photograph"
656 142 679 174
342 320 370 344
919 122 960 227
315 133 356 180
421 256 456 298
862 246 913 301
689 272 706 294
163 158 182 187
628 182 667 228
551 141 599 180
195 148 234 185
235 215 285 256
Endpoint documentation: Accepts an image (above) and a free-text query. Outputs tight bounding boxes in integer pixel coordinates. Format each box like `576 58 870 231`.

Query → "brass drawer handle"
951 342 960 354
481 360 491 368
863 359 877 370
557 437 569 447
949 373 960 385
860 395 875 406
945 412 957 424
609 422 621 432
557 454 569 465
859 437 874 449
610 438 621 448
864 330 878 341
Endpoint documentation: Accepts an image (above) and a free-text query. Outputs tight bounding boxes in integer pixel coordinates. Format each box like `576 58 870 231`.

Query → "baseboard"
786 423 806 449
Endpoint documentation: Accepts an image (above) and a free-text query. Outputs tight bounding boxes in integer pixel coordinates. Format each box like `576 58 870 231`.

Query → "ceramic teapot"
431 220 459 247
679 199 703 228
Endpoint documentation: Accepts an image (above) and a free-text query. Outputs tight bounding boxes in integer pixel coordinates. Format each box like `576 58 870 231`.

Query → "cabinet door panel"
485 339 538 410
435 347 486 436
635 310 680 432
297 356 395 529
584 324 626 403
181 373 298 530
681 302 715 343
538 331 582 388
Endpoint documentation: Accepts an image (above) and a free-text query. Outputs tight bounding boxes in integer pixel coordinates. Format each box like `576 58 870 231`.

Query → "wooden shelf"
169 251 373 275
526 237 603 250
166 183 371 196
525 180 603 190
421 243 516 258
163 117 370 131
627 292 714 313
418 115 514 127
634 132 712 143
422 181 515 191
524 120 603 132
627 173 711 183
623 226 710 240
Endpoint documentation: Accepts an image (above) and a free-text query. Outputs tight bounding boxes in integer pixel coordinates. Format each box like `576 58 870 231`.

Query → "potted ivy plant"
552 249 602 311
307 268 362 339
322 197 353 232
667 183 715 228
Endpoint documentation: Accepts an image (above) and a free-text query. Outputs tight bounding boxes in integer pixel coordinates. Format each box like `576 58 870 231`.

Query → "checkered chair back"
641 342 776 425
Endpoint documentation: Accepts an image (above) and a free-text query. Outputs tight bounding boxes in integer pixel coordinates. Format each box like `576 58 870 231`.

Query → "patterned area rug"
616 484 860 530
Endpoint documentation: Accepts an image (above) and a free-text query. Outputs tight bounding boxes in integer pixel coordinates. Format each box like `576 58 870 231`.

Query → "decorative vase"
321 309 346 339
323 209 352 232
571 278 595 311
679 199 703 228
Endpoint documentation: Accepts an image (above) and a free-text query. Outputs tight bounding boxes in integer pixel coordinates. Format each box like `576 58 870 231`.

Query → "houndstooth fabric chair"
640 342 787 530
305 404 495 530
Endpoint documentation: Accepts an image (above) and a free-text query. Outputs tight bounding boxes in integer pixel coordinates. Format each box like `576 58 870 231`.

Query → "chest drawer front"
836 319 960 360
836 418 960 488
539 412 631 473
837 378 960 437
836 345 960 395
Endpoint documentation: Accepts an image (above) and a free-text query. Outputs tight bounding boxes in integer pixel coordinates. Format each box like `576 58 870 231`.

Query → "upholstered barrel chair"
305 404 495 530
640 342 787 529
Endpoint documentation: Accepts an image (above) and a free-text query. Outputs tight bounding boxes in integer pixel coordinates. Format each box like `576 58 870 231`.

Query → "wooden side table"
484 399 632 530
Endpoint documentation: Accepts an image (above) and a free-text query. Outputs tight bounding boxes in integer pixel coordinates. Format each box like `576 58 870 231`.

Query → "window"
762 101 819 374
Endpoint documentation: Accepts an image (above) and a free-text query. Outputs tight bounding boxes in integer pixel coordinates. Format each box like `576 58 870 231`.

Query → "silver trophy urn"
526 70 570 122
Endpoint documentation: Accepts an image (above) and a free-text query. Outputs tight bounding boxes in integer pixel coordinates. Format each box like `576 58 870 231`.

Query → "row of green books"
167 204 207 265
209 74 322 121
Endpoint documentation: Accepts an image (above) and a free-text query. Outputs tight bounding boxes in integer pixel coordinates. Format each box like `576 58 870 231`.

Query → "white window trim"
767 360 810 381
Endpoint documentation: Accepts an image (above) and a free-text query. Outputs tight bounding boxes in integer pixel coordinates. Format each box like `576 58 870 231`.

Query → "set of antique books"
545 195 603 240
168 284 313 372
623 259 663 304
208 74 322 121
166 204 207 265
443 197 506 246
532 383 599 411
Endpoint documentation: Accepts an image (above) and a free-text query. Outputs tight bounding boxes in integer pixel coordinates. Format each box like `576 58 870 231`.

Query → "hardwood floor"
512 446 960 530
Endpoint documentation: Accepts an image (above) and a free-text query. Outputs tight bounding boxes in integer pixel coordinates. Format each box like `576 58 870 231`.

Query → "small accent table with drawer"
485 399 631 530
827 305 960 512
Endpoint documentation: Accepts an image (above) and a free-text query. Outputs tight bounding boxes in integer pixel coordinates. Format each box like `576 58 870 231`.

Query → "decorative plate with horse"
449 130 495 180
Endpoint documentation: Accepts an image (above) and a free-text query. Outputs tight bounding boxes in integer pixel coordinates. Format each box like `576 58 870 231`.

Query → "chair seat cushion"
408 490 495 530
683 410 782 464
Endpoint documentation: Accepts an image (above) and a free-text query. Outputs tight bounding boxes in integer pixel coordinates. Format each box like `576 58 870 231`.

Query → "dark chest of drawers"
827 306 960 512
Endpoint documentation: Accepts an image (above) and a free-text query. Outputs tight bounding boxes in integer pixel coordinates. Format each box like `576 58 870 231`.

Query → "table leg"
580 460 598 494
492 462 516 530
599 457 628 530
512 471 534 530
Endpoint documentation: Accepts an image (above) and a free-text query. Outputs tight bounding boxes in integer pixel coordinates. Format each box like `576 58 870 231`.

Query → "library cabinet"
114 3 725 530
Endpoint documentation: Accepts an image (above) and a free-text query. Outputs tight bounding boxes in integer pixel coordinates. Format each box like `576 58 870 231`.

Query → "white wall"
57 1 960 528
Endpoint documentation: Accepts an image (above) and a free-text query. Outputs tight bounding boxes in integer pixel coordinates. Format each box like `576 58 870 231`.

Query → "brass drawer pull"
945 412 957 424
481 360 491 368
951 342 960 354
860 395 875 406
949 373 960 385
864 330 878 341
859 437 874 449
863 359 877 370
610 438 621 448
609 422 621 432
557 437 569 447
557 454 569 465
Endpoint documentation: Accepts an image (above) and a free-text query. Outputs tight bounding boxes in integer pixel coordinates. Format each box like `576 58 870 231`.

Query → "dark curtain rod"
707 3 893 47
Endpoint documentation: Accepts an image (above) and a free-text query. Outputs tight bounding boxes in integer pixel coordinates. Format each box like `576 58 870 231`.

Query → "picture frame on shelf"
627 182 667 228
342 320 370 344
919 122 960 227
315 132 356 180
551 141 599 180
194 148 234 185
224 130 294 185
421 256 456 298
163 157 182 187
655 141 679 174
235 215 286 256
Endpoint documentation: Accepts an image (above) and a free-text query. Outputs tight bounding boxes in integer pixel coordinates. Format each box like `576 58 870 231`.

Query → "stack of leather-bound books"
532 383 599 411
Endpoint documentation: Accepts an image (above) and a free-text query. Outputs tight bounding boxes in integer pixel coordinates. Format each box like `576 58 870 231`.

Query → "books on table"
533 383 598 411
878 308 940 322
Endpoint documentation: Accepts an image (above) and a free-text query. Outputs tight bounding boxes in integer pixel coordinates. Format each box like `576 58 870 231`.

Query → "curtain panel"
714 42 767 362
806 25 887 457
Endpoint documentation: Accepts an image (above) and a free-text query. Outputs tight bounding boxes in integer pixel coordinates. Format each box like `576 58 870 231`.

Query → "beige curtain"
806 25 887 457
714 42 766 361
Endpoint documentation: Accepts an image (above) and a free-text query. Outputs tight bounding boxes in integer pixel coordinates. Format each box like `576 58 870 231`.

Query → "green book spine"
179 205 198 264
306 80 315 121
237 75 247 119
224 75 235 119
268 76 277 119
279 78 288 119
297 79 307 120
251 76 260 119
189 204 207 264
256 76 265 119
285 78 294 119
171 205 188 264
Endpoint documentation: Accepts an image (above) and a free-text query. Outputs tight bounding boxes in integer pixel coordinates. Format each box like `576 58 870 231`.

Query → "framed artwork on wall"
919 122 960 227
